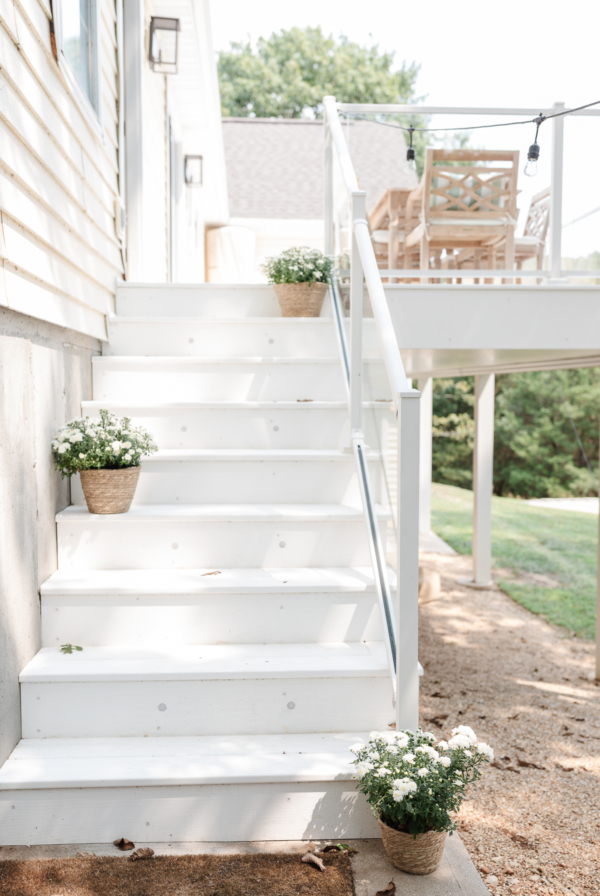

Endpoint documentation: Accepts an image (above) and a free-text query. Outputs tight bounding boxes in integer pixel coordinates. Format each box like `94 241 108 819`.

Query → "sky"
209 0 600 256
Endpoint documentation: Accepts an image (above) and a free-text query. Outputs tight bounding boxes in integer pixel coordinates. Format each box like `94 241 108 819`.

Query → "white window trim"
53 0 105 140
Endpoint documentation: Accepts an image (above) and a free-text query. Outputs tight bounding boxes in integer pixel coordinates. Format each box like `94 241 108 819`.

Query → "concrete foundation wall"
0 308 100 765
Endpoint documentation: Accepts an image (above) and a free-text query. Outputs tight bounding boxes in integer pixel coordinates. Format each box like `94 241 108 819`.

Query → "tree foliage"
218 27 420 119
432 370 600 498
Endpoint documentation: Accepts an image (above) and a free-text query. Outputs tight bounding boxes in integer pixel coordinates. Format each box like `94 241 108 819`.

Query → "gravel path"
418 552 600 896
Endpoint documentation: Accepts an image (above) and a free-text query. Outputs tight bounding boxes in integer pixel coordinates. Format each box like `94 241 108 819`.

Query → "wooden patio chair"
453 186 550 279
369 188 420 275
403 149 520 274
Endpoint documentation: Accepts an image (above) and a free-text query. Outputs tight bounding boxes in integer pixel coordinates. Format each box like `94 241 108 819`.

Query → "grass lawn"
431 482 598 639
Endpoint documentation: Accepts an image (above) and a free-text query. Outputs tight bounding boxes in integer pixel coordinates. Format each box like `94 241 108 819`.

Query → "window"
56 0 102 125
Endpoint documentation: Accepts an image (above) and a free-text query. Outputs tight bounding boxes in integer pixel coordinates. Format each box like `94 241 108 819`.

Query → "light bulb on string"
406 126 417 173
523 114 545 178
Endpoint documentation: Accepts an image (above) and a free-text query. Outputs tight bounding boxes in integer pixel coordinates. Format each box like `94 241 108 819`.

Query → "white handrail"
323 96 360 194
336 103 600 117
324 96 421 732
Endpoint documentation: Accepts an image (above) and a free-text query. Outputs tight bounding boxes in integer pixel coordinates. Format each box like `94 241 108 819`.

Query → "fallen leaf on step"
60 644 83 654
302 852 325 872
296 399 313 402
374 882 396 896
388 722 396 729
129 848 155 861
202 570 221 576
113 837 135 851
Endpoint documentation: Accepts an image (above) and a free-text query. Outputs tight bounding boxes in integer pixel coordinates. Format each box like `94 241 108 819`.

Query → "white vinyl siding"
0 0 123 340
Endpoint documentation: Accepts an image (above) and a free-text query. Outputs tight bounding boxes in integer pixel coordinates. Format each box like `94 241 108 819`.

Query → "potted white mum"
261 247 333 317
52 409 157 514
351 725 493 875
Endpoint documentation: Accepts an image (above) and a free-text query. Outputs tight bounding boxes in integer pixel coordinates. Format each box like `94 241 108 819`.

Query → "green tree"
432 370 600 498
218 26 420 120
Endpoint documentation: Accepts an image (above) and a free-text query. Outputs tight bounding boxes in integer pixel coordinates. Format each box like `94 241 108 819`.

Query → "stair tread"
41 567 380 596
94 356 342 365
20 642 388 682
108 316 335 325
56 503 390 522
81 400 392 409
130 448 380 461
0 731 379 789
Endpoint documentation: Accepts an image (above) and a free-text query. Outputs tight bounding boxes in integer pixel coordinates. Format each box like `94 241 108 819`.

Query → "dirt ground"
418 552 600 896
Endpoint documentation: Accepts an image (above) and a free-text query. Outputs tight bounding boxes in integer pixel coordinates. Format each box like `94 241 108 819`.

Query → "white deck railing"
324 96 420 731
333 100 600 284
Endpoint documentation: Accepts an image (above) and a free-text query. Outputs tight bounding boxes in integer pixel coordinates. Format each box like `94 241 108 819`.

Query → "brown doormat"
0 850 355 896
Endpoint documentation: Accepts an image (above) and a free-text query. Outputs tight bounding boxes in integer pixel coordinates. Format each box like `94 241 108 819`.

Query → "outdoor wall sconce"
184 155 203 186
148 17 180 73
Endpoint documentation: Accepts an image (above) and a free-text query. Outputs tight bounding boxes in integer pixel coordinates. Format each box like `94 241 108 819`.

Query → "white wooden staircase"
0 283 397 845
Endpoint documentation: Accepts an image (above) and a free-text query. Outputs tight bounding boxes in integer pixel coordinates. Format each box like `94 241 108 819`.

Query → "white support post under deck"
417 377 433 535
396 390 421 731
462 374 495 588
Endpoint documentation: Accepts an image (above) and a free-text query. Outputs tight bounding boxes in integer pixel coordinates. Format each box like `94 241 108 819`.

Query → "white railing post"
350 191 366 433
324 99 334 257
417 376 433 535
396 389 421 731
549 101 565 281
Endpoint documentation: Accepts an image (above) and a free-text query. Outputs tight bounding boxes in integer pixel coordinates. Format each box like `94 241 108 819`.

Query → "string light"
524 114 545 178
406 126 417 173
346 100 600 177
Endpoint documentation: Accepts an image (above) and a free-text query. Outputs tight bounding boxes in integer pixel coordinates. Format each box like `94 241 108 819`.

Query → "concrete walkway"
525 496 599 514
0 836 489 895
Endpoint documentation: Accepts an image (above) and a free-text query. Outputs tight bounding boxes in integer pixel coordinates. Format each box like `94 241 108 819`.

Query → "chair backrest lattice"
423 148 519 221
523 186 551 241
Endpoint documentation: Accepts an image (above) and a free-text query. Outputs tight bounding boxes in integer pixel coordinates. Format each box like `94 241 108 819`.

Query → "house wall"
0 0 117 764
0 309 99 766
0 0 124 340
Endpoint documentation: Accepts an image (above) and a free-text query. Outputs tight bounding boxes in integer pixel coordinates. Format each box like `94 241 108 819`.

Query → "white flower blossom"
394 732 410 748
58 443 70 453
417 767 429 777
476 742 494 760
350 743 364 754
439 756 452 767
376 767 391 777
70 431 84 443
111 441 122 454
388 746 398 754
417 746 440 761
448 734 471 750
437 741 449 751
452 725 477 745
403 753 415 764
79 453 85 459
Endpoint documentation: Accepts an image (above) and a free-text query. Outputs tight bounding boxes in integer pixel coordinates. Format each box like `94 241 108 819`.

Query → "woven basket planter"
79 467 141 514
379 817 447 875
273 282 328 317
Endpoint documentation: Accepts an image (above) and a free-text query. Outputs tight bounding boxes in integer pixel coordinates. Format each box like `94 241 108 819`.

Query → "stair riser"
105 320 339 358
80 404 392 449
116 286 284 318
21 678 392 738
92 361 392 403
92 361 351 402
41 593 383 647
57 519 385 569
0 782 380 845
103 319 385 360
70 460 382 505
